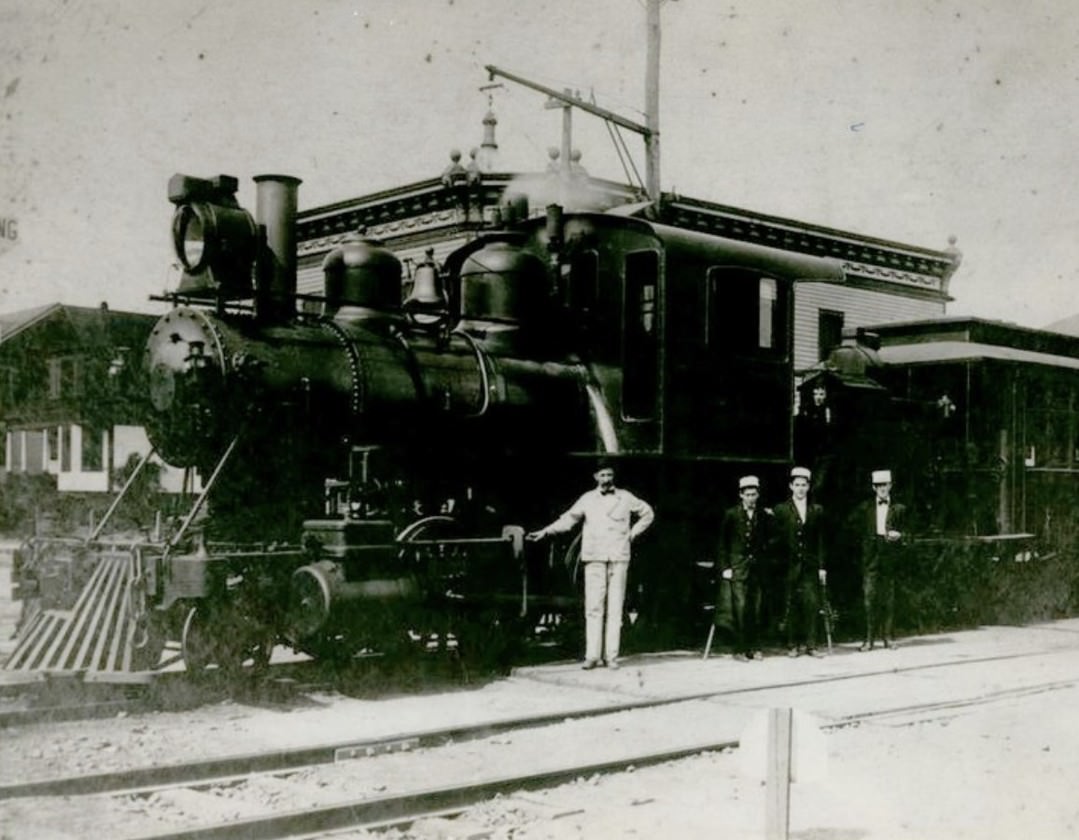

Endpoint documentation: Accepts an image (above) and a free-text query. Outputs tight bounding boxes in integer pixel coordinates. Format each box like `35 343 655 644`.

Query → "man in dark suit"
853 469 907 651
716 475 772 660
772 466 826 657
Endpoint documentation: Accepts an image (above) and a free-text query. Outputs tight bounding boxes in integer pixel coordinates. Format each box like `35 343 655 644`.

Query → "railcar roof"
879 340 1079 371
859 316 1079 364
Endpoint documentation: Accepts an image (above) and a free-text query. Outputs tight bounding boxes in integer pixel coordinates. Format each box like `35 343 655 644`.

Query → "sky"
1 0 1077 329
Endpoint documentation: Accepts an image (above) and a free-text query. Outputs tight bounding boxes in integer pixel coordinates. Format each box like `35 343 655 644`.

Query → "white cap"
738 475 760 490
790 466 812 481
872 469 892 484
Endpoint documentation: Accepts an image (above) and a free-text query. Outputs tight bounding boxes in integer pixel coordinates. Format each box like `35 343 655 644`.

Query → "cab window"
623 250 660 420
706 268 787 357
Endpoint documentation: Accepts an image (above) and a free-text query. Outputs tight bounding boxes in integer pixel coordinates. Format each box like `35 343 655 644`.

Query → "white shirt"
875 500 889 536
543 487 655 563
793 497 807 522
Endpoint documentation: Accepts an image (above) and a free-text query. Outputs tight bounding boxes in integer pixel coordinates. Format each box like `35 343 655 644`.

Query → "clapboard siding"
794 283 944 371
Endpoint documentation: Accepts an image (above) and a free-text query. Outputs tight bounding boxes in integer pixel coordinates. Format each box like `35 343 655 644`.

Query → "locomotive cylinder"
287 519 419 642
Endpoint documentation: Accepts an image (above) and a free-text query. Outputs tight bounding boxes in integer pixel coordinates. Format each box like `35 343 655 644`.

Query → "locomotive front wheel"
454 610 526 675
181 605 220 673
396 515 462 662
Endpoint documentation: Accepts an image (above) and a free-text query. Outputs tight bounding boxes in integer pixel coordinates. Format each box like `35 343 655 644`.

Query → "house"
0 302 186 495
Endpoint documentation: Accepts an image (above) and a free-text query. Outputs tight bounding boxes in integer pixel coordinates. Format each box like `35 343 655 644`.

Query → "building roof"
295 169 960 304
0 303 158 348
0 302 62 343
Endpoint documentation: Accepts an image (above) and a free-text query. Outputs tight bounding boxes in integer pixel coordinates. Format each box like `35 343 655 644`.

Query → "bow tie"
878 499 890 506
600 488 615 495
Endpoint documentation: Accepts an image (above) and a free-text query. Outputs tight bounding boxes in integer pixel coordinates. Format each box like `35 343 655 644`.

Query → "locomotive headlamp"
167 173 258 300
172 204 209 272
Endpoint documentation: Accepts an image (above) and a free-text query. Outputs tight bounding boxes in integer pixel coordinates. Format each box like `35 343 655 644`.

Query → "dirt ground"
429 681 1079 840
1 622 1078 839
3 535 1078 840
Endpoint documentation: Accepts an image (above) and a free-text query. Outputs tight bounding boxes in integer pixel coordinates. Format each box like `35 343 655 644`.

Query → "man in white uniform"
527 460 654 670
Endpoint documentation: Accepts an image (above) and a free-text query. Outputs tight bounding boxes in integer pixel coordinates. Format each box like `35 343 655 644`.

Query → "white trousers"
583 560 628 662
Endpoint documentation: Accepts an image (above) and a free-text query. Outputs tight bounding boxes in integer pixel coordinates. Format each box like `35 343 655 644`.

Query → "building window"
25 430 44 474
61 425 72 472
0 365 15 409
818 309 844 361
82 426 103 472
47 356 81 400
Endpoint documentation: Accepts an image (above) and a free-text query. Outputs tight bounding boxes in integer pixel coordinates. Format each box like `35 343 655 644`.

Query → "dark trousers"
728 576 761 655
785 575 820 651
862 561 896 643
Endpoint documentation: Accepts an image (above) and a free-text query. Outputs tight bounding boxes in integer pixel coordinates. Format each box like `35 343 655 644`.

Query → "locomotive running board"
1 548 161 685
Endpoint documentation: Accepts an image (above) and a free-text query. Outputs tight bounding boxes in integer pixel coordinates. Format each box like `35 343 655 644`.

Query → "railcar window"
1025 377 1075 468
623 250 660 420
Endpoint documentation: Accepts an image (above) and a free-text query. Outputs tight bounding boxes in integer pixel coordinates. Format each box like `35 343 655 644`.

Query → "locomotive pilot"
716 475 773 661
852 469 907 651
772 466 827 657
527 458 654 670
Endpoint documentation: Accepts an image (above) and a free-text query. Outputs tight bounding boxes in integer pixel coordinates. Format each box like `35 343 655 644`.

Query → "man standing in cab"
772 466 827 657
527 458 654 670
854 469 906 651
717 475 772 661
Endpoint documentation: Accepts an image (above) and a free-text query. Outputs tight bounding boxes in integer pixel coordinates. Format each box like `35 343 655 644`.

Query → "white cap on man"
872 469 892 485
738 475 759 490
790 466 812 481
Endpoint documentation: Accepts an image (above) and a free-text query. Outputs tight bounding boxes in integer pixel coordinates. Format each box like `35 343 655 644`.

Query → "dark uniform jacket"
717 504 772 581
771 499 826 583
852 498 907 573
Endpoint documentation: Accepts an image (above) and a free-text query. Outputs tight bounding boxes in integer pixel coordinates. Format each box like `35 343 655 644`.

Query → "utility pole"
485 0 669 202
543 89 575 177
645 0 662 201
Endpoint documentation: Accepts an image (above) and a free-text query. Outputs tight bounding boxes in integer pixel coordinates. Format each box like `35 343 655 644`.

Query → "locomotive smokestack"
254 174 302 322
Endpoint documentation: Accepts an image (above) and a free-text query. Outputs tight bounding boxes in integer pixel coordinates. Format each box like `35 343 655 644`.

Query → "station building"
293 146 960 374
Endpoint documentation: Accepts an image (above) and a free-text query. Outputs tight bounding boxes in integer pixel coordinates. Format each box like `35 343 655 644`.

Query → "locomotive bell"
322 232 402 313
403 248 449 323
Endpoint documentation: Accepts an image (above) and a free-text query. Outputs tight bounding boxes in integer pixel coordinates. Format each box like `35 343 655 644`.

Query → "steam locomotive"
10 169 1071 681
3 169 837 677
119 171 843 672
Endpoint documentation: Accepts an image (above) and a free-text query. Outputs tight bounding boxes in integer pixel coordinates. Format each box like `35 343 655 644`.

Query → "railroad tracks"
2 643 1077 839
